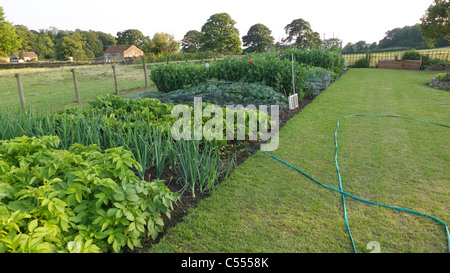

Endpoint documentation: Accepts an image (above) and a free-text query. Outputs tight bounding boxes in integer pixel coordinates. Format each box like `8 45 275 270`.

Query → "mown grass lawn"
148 68 450 253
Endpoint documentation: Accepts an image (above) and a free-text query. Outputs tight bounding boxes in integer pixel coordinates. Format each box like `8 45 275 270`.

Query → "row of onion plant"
0 98 235 197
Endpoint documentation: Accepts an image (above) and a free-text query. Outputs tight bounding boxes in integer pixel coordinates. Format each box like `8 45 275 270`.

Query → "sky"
1 0 433 45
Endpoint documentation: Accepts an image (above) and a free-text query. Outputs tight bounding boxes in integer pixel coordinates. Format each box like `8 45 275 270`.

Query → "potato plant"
0 136 178 253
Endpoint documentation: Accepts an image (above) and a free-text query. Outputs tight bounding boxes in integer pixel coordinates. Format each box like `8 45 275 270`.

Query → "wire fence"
0 63 150 113
0 58 224 114
342 49 450 67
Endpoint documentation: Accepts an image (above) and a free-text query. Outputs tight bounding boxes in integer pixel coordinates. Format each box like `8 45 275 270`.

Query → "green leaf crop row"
0 93 275 252
149 48 343 95
276 48 345 74
139 81 290 107
0 135 178 253
0 94 266 186
150 56 307 96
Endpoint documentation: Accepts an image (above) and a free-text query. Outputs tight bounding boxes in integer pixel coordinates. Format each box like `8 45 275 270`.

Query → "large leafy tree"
97 31 117 51
379 24 429 49
0 7 21 56
14 25 37 52
342 42 357 53
55 32 83 60
116 29 147 48
323 38 342 51
282 18 322 49
201 13 242 54
181 30 204 53
354 40 369 52
148 32 180 56
242 23 274 53
32 30 55 59
420 0 450 48
78 30 103 58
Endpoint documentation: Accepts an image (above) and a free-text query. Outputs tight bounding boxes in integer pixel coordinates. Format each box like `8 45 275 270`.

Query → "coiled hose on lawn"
243 114 450 253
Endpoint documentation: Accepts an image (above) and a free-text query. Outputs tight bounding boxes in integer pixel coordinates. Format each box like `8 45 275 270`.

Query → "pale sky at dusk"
1 0 433 45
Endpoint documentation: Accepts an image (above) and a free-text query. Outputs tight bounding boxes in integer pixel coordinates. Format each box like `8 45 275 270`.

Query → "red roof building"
11 51 38 62
102 45 144 61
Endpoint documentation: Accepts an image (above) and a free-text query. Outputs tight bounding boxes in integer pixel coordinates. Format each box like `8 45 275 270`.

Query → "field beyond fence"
343 47 450 67
0 58 224 113
0 63 154 113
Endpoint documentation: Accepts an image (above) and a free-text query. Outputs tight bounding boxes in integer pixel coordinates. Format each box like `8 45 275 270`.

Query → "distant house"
10 51 38 62
102 45 144 62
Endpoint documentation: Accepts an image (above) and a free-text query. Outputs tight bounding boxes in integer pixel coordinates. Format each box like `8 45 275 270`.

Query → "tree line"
8 25 182 61
342 0 449 53
181 14 329 55
2 11 327 61
342 24 449 53
1 0 448 61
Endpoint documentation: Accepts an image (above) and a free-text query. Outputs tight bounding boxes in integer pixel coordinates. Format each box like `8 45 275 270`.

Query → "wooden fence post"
71 68 81 103
112 64 119 95
15 73 27 114
143 62 149 88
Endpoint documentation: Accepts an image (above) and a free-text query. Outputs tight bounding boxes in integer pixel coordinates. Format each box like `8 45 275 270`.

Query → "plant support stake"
288 54 299 110
291 53 295 94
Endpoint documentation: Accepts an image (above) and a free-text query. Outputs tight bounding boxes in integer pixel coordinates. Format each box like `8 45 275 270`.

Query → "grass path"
148 68 450 253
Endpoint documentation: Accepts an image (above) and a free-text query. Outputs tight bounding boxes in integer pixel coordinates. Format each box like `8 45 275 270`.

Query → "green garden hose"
243 114 450 253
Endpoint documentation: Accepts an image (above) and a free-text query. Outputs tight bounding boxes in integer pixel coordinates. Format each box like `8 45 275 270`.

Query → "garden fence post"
71 68 81 103
112 64 119 95
15 73 27 114
143 62 149 88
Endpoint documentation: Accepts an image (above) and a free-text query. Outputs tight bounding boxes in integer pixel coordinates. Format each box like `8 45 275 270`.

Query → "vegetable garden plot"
139 80 289 108
0 48 345 253
0 91 309 253
149 49 343 97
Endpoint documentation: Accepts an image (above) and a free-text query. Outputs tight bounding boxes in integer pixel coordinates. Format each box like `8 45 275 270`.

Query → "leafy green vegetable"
0 135 178 253
140 80 289 108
